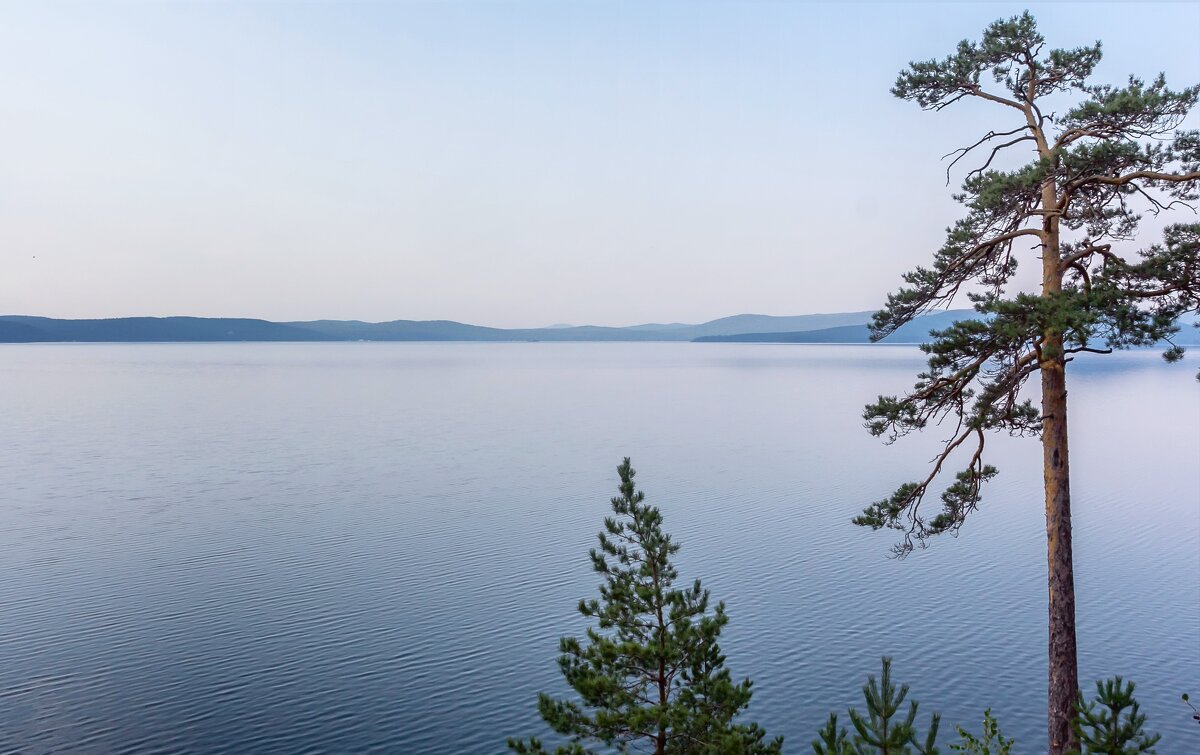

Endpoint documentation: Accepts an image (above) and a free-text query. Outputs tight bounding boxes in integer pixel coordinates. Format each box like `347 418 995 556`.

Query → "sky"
2 2 1199 328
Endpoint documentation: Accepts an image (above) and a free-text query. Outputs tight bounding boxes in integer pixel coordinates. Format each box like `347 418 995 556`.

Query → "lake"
1 343 1196 753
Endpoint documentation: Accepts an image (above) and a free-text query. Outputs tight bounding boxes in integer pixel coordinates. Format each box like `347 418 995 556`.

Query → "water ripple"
0 344 1195 753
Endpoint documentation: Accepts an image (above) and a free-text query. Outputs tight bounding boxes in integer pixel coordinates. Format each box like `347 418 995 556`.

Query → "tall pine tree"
859 13 1199 753
509 458 781 755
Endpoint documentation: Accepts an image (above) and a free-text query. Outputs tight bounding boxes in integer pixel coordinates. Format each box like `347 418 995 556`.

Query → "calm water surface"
1 343 1197 753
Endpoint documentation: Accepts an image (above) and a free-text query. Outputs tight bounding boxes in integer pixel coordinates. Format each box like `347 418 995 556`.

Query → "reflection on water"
0 343 1196 752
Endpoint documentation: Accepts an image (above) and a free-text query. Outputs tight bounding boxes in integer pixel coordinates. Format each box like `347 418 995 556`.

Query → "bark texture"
1042 185 1079 755
1042 353 1078 754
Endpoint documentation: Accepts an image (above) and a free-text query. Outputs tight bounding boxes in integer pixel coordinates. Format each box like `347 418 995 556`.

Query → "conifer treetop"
509 459 781 755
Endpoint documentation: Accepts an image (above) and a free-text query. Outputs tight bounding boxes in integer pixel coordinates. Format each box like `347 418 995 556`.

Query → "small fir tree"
1070 678 1161 754
813 657 940 755
813 714 856 755
950 709 1014 754
508 458 781 755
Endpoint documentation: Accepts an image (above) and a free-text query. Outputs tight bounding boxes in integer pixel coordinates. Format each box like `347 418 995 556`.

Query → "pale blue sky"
3 2 1198 327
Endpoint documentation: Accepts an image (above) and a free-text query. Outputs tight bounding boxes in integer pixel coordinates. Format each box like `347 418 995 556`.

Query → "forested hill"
0 316 337 343
0 311 882 343
694 310 979 343
695 312 1200 345
1 310 1195 344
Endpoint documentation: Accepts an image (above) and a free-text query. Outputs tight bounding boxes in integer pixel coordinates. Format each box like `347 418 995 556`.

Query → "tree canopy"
860 10 1199 554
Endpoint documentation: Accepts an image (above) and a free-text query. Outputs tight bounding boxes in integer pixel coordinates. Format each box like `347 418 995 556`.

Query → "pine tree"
950 709 1014 754
812 657 940 755
813 714 856 755
1071 678 1161 754
860 12 1199 753
508 458 781 755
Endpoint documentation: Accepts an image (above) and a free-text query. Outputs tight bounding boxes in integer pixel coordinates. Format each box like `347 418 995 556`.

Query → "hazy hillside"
0 320 46 342
696 311 1200 345
0 316 336 342
0 312 884 343
289 319 513 341
694 324 873 343
694 309 981 343
674 311 877 339
3 310 1195 345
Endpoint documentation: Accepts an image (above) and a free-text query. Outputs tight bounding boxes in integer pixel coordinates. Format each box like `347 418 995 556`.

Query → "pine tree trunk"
1041 193 1079 755
1042 352 1078 755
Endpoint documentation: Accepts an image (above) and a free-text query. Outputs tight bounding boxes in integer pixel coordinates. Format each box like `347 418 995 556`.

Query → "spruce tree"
508 458 781 755
813 714 856 755
860 12 1199 753
1071 678 1160 754
812 657 940 755
950 710 1014 755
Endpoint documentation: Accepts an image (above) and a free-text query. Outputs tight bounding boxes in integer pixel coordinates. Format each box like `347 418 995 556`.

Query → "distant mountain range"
1 310 1195 345
692 309 975 343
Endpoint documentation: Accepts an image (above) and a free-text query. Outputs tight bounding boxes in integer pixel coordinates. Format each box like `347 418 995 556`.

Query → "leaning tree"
856 12 1199 755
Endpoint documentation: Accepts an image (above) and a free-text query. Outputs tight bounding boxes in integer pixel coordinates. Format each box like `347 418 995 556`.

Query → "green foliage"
950 710 1013 754
891 12 1101 108
508 458 781 755
861 10 1200 553
813 657 940 754
813 714 856 755
1070 678 1161 754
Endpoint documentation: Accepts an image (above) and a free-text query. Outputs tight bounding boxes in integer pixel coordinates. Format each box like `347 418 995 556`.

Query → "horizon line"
0 307 923 331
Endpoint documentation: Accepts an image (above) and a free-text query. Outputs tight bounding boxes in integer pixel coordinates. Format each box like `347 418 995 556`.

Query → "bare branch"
1058 242 1116 271
1068 170 1200 191
942 125 1032 184
968 84 1028 112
